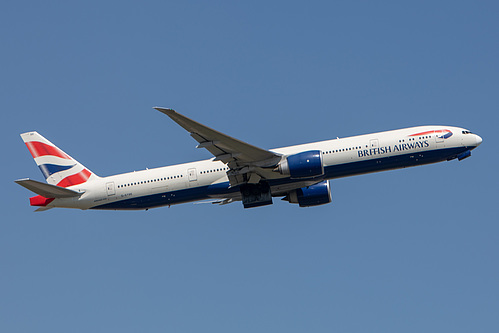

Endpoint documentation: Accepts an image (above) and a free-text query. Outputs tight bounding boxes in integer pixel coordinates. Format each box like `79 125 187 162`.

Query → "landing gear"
240 182 273 209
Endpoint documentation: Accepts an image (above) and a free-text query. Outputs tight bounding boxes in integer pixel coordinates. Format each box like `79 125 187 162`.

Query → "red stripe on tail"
25 141 71 159
57 169 92 187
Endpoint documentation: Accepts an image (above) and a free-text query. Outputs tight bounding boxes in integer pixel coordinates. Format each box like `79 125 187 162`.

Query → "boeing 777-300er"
15 108 482 211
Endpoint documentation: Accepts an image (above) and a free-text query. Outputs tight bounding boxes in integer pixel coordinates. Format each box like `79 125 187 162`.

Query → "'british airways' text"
358 140 429 157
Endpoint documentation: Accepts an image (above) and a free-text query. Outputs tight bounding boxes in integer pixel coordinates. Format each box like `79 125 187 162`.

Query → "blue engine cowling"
277 150 324 179
286 180 332 207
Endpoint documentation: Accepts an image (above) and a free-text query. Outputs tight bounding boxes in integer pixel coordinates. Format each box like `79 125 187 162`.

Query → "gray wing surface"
155 107 282 186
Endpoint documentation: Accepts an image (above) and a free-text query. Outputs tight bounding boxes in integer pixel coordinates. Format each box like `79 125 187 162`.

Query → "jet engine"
284 180 332 207
276 150 324 179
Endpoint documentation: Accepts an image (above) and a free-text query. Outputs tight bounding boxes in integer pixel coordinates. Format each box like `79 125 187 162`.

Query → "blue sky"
1 1 498 332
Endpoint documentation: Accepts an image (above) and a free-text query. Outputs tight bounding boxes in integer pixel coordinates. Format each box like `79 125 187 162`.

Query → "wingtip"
154 107 176 114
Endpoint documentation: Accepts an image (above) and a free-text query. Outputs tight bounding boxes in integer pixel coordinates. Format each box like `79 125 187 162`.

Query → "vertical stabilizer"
20 132 98 187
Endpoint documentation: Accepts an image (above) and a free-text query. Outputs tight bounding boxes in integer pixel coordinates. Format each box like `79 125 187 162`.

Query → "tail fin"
21 131 98 187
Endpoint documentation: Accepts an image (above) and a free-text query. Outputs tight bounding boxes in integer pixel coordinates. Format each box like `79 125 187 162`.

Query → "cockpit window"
462 130 472 134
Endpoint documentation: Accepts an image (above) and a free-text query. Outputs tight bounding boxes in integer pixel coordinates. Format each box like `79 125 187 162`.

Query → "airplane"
15 108 482 211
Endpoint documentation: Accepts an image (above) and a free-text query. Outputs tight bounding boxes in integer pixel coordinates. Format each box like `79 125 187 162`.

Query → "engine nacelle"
286 180 332 207
277 150 324 179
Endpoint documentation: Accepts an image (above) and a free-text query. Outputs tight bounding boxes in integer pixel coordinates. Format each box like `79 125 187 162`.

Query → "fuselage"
49 125 481 210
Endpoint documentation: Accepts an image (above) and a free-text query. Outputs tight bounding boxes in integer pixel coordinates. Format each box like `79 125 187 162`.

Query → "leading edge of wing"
154 107 281 168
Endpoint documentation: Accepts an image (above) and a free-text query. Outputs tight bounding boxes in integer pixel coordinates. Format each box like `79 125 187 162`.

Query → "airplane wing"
155 107 282 186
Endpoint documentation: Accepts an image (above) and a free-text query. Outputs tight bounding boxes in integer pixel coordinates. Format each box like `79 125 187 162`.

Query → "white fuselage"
50 125 481 210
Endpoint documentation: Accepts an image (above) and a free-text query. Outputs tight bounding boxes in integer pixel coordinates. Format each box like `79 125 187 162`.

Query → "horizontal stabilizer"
34 206 54 212
15 179 83 198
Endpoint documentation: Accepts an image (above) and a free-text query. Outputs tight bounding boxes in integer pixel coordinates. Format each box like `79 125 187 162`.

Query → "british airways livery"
15 108 482 211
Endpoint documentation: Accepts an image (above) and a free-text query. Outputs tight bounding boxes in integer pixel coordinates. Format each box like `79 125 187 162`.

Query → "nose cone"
475 134 483 146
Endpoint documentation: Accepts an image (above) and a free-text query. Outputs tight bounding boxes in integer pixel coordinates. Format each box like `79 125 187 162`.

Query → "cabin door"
435 130 444 143
435 130 445 147
187 168 198 185
106 182 116 196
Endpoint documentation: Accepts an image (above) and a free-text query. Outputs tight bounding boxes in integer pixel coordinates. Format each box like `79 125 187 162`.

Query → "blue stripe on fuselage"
91 146 471 210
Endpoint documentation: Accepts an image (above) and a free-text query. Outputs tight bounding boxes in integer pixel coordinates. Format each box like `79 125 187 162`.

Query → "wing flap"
15 178 83 198
190 133 227 157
